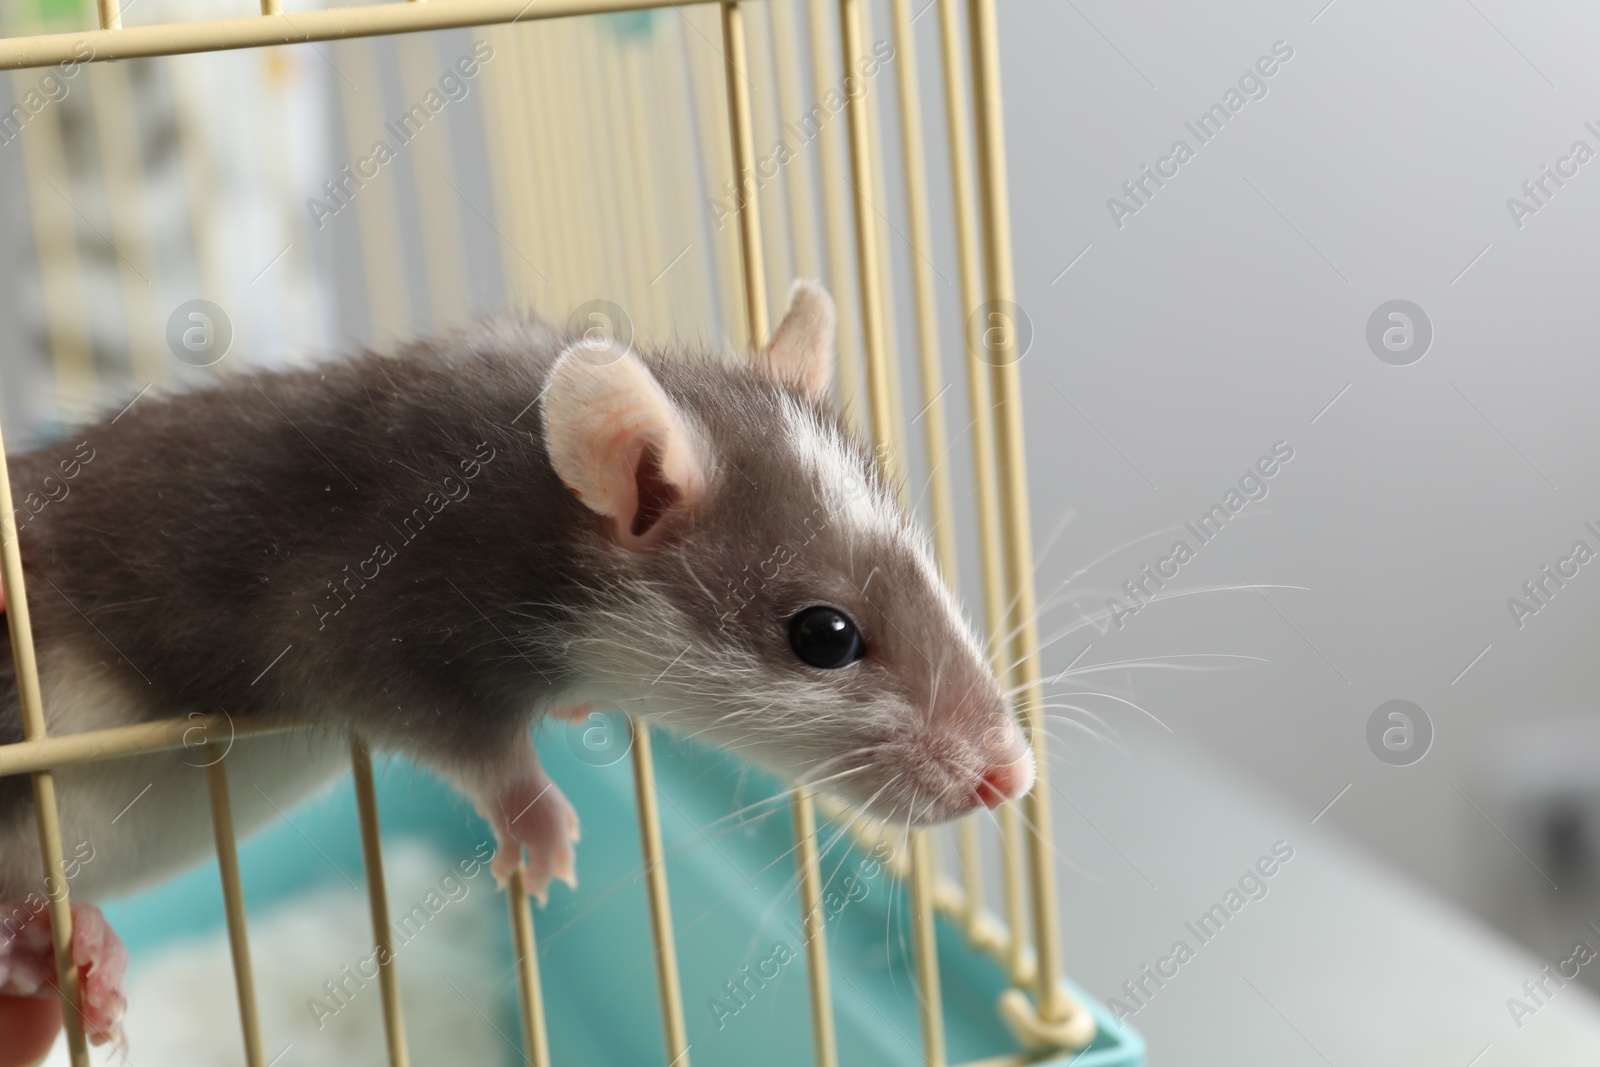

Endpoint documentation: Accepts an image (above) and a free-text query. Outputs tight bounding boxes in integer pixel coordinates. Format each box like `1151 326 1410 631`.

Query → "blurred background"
1005 0 1600 1003
7 0 1600 1063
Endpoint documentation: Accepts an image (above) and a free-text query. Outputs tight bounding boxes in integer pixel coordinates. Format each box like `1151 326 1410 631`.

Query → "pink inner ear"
586 414 700 549
631 442 681 539
763 281 835 399
544 346 707 550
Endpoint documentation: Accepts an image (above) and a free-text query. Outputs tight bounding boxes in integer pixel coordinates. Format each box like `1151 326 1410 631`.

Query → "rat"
0 281 1035 1046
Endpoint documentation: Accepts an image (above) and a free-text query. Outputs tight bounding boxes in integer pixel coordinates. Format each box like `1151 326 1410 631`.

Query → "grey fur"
0 310 1024 898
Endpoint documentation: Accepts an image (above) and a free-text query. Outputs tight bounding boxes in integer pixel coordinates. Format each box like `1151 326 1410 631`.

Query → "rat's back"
0 315 574 899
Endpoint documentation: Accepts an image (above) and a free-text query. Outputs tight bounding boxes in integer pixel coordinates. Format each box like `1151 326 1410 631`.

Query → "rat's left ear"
760 279 835 399
542 343 709 551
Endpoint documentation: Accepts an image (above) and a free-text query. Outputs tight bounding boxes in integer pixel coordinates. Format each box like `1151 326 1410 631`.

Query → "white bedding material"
42 840 515 1067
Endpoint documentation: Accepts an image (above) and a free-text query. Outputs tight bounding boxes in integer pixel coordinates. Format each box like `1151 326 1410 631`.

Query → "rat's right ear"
542 344 709 551
759 279 835 399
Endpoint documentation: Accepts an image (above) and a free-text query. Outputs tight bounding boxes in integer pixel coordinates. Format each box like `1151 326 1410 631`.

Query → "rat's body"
0 284 1034 1046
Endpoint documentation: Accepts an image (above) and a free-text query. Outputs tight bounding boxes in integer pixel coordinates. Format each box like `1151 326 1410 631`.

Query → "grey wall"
993 0 1600 968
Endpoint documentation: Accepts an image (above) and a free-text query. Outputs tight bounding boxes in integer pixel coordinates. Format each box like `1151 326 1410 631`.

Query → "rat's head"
541 281 1034 825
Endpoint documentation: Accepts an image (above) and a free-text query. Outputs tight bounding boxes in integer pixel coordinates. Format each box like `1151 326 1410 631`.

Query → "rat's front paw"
466 739 582 907
0 899 128 1047
495 773 581 905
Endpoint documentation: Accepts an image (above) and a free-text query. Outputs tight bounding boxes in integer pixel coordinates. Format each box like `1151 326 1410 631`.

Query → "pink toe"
0 901 127 1047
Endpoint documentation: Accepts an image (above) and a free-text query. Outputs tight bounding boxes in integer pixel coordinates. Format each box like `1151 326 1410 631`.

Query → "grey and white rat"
0 281 1034 1044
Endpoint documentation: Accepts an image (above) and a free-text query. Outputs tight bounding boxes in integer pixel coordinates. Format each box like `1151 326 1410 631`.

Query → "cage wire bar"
203 744 268 1067
0 0 1102 1064
935 0 1022 973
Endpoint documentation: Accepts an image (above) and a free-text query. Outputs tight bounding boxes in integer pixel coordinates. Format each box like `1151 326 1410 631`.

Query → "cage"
0 1 1144 1065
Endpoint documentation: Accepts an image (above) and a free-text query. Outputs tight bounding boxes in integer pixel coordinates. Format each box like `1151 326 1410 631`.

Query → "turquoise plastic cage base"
103 728 1144 1066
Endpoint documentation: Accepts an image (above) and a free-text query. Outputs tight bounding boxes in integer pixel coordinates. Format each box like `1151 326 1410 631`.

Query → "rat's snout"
974 753 1035 809
855 704 1037 824
970 719 1036 810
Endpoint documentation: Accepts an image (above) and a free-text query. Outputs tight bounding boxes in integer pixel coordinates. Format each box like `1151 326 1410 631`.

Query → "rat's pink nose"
974 757 1033 809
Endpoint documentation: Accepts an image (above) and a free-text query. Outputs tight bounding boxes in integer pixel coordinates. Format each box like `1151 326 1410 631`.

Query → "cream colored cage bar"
0 0 1095 1064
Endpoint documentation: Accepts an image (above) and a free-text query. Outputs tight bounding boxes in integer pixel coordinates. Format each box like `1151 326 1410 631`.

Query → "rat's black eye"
788 607 864 669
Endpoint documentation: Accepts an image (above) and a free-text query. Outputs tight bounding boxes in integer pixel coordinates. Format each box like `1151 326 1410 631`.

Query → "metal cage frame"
0 1 1095 1064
